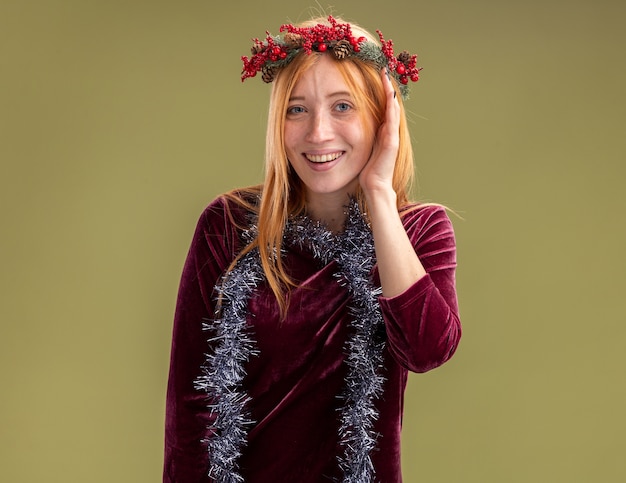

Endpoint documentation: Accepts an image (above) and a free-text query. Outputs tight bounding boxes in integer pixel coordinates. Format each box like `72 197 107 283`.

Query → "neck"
305 192 353 232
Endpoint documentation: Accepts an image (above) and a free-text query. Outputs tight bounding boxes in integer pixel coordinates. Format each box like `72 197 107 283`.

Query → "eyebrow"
288 90 353 102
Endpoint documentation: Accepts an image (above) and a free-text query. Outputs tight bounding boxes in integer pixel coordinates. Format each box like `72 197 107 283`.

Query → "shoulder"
189 189 259 259
399 203 454 238
198 187 260 232
196 197 231 234
187 189 260 268
399 203 457 267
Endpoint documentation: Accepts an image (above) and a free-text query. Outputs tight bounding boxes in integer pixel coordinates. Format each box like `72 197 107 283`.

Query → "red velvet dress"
164 196 461 482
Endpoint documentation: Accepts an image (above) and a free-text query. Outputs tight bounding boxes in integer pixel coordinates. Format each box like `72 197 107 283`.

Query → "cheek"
352 113 376 142
283 124 298 155
363 118 377 142
353 123 375 154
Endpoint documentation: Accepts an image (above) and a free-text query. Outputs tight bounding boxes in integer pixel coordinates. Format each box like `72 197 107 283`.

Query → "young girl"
164 15 461 483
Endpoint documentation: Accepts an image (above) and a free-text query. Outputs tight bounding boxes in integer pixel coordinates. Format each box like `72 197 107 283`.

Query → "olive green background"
1 0 625 481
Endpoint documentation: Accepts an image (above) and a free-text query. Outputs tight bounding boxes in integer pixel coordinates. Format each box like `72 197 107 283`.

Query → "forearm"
369 199 462 371
365 187 426 297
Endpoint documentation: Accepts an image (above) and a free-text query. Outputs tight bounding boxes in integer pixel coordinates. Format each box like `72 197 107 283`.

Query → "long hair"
224 17 416 315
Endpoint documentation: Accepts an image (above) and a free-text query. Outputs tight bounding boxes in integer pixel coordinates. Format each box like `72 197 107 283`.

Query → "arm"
360 70 461 372
359 68 425 298
377 206 461 372
164 199 238 482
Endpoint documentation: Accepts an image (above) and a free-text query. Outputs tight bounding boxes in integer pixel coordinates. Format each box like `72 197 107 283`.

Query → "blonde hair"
224 17 416 315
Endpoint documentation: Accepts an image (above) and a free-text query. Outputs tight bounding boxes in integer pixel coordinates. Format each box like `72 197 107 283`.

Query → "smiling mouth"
304 152 344 163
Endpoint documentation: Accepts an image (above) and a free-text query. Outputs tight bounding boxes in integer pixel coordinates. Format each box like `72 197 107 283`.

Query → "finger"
381 67 399 102
379 68 400 135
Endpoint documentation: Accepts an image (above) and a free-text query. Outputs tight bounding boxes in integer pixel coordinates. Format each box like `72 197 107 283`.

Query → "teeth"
305 152 343 163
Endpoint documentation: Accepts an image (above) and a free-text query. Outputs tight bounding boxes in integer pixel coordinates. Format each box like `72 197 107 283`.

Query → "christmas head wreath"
241 16 421 99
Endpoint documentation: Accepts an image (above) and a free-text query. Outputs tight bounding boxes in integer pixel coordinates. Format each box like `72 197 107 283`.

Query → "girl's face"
284 55 375 205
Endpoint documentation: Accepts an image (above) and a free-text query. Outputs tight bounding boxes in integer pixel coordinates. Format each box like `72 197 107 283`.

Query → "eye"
287 105 306 115
335 102 352 112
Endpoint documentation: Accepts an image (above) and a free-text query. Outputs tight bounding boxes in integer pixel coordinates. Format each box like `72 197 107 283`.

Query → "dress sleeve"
378 205 462 373
163 198 239 482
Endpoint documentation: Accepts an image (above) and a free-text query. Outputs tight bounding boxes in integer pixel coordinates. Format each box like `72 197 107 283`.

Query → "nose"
305 109 333 144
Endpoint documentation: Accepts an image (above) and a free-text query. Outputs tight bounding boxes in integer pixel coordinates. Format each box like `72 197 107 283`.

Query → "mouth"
304 151 344 163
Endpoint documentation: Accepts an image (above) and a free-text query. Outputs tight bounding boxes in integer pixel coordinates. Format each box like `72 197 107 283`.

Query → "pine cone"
251 43 265 55
283 32 303 48
261 64 277 83
332 40 352 60
397 51 411 63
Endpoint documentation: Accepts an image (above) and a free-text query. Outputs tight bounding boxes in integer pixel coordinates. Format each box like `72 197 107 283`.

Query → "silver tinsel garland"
195 199 386 482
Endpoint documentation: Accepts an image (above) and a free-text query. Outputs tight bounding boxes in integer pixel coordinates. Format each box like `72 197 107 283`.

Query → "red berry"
280 52 287 59
396 64 406 75
400 75 408 84
318 43 327 52
411 73 419 81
